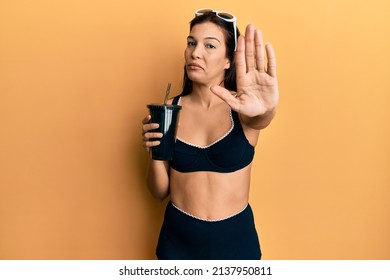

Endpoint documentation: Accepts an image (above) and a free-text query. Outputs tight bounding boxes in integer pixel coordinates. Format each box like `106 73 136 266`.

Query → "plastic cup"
147 104 182 161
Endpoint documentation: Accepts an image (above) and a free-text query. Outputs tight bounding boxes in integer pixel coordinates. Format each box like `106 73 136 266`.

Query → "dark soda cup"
147 104 182 160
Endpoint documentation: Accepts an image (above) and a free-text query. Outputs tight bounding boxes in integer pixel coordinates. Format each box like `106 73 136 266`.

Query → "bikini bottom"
156 201 261 260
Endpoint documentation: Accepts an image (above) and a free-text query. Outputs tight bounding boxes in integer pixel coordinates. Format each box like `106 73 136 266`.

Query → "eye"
187 41 196 47
206 44 216 49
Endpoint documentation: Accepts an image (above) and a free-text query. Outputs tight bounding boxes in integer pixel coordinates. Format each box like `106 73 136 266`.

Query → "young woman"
142 9 279 259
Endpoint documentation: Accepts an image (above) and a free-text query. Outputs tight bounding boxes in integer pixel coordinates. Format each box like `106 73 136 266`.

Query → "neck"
190 83 224 109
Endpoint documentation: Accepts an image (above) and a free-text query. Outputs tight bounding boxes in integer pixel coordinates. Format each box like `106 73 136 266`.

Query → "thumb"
210 85 240 111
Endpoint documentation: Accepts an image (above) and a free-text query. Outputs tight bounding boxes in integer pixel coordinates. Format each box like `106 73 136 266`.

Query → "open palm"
212 24 279 118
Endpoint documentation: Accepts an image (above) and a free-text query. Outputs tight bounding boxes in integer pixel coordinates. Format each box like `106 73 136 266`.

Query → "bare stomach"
169 164 252 221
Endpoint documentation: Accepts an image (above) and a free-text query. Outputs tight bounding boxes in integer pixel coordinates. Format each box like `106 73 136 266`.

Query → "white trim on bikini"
171 202 248 222
175 96 234 149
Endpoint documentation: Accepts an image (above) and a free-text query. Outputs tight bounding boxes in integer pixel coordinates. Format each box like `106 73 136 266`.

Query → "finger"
245 24 256 71
210 85 240 112
143 132 163 140
254 28 265 73
142 115 151 124
143 140 161 149
235 35 246 81
265 43 277 77
142 123 159 134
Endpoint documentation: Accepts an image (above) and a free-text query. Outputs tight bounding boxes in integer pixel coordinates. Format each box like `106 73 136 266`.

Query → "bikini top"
170 95 255 173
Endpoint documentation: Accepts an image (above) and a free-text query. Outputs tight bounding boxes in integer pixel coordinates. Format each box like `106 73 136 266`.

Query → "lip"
187 63 203 70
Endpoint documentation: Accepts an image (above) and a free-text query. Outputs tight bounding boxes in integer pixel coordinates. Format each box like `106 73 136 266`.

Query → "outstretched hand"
211 24 279 122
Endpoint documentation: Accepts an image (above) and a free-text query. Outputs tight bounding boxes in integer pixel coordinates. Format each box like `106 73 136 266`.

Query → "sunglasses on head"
195 8 237 52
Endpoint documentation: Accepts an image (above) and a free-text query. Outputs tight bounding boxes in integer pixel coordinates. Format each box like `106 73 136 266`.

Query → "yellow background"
0 0 389 259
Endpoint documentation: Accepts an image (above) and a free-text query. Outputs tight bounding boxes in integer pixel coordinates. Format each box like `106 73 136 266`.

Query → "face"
185 22 231 86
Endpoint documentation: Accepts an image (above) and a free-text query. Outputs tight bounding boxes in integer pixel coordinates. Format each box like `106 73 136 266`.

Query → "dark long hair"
180 12 240 96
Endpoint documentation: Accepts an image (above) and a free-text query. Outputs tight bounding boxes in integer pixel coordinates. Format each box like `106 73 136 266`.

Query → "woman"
142 9 279 259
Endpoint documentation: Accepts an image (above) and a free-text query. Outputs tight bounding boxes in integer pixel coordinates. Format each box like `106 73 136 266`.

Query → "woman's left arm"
211 24 279 130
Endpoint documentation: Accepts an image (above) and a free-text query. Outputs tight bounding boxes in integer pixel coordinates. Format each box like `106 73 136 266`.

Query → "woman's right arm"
142 115 170 201
146 159 170 201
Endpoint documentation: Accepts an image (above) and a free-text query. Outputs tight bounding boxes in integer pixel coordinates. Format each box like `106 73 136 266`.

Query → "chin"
186 73 203 83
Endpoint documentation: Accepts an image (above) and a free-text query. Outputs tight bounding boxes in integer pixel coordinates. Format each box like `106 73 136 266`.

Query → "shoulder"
166 95 178 105
168 94 182 106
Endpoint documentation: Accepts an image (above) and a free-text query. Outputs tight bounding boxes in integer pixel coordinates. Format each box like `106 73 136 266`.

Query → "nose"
190 44 202 59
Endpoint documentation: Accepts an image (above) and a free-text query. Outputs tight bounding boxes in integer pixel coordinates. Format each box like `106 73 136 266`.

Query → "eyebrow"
187 35 221 44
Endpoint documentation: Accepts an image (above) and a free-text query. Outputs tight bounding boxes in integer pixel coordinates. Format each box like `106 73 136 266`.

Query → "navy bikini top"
170 95 255 173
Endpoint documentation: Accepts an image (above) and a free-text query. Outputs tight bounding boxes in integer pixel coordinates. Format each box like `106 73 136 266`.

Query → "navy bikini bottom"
156 201 261 260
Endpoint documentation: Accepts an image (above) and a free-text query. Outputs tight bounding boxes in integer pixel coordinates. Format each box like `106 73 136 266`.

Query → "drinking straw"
164 83 171 105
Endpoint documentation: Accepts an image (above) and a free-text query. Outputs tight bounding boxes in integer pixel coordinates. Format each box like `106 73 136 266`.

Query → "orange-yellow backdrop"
0 0 389 260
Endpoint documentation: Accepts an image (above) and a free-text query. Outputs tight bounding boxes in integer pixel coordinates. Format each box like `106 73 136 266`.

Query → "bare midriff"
169 164 252 221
